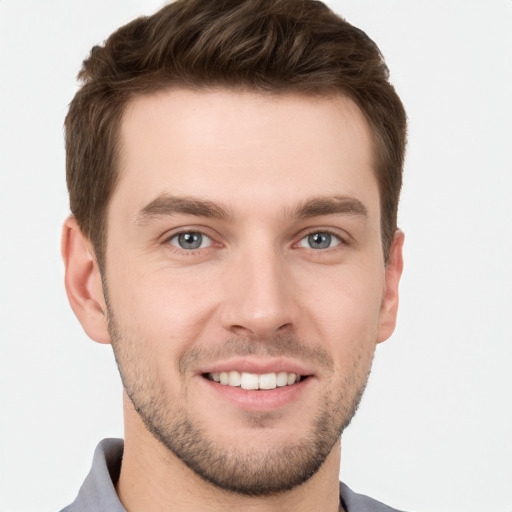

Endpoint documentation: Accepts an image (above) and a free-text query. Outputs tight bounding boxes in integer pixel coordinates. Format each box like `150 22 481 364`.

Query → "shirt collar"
61 438 125 511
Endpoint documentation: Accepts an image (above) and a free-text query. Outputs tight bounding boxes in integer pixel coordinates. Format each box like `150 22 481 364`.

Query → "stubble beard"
107 310 375 496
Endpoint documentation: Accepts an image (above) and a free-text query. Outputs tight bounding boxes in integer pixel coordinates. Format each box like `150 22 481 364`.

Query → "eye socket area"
168 231 213 250
163 227 346 253
297 231 342 250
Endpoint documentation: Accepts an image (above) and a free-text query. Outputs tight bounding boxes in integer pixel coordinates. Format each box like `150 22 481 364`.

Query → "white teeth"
208 370 303 390
228 370 241 387
240 372 259 390
276 372 288 387
259 373 277 390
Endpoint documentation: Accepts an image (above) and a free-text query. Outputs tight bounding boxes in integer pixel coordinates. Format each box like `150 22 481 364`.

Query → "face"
98 89 400 494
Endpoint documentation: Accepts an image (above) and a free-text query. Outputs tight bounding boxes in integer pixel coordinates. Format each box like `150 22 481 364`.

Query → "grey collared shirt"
60 438 407 512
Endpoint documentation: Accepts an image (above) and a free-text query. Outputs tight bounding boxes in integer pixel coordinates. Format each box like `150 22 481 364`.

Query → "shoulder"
339 482 410 512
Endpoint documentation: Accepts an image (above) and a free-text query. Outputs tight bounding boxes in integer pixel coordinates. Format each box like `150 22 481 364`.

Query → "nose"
220 246 298 339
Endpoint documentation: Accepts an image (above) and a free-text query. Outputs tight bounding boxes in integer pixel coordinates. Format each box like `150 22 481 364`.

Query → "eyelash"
296 229 345 250
163 229 216 255
162 227 348 255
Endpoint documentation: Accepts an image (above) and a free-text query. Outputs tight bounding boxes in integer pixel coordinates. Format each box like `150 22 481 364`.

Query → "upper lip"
197 357 314 377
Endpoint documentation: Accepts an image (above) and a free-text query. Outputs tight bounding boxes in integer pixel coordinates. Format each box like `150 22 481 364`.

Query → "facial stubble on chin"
106 305 375 496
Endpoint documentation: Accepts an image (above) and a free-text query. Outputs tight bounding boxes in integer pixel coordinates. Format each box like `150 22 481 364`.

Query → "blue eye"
299 232 341 250
169 232 212 250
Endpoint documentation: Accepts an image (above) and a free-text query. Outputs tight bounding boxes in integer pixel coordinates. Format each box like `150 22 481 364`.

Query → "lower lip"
200 376 312 412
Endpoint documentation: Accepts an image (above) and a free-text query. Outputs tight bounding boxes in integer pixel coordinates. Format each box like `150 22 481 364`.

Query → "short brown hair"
65 0 407 263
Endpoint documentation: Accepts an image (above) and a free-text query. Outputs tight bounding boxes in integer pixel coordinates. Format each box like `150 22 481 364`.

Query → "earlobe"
377 229 405 343
61 217 112 344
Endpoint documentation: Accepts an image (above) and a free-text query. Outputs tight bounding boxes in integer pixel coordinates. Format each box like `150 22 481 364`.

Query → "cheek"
107 264 219 350
107 274 207 398
297 263 384 352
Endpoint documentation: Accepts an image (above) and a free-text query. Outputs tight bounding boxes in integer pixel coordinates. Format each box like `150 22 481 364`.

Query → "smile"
206 371 303 390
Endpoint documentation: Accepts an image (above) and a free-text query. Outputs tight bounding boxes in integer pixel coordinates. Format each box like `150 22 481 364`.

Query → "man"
60 0 407 510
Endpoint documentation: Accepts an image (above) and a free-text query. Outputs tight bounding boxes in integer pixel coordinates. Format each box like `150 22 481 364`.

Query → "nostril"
229 324 252 337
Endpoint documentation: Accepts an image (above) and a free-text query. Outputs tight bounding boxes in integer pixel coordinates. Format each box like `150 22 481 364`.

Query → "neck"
117 396 342 512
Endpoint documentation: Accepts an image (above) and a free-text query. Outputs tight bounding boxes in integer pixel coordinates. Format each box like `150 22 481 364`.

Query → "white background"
0 1 511 511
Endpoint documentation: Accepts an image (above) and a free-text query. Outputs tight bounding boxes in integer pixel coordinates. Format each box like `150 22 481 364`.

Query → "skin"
62 89 404 512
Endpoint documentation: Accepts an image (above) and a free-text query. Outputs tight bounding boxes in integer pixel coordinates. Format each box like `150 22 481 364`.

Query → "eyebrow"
135 195 232 224
293 196 368 220
135 194 368 225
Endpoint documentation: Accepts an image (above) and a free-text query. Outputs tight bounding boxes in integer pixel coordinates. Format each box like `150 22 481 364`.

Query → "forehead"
113 88 379 221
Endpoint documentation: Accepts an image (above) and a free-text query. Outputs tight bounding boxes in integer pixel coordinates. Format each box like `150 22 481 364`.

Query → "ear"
377 229 405 343
61 217 111 344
